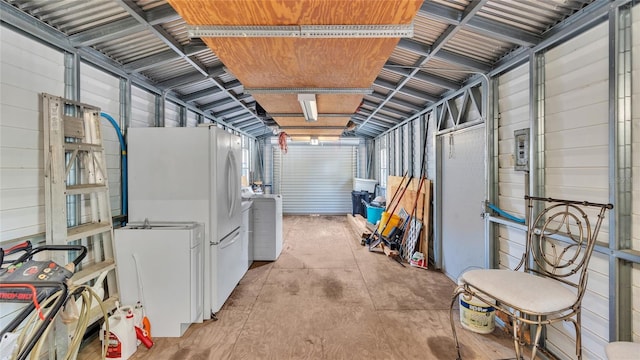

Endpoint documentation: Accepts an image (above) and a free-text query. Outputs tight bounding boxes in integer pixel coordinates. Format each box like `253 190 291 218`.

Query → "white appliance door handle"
226 153 232 215
228 151 238 218
219 230 240 249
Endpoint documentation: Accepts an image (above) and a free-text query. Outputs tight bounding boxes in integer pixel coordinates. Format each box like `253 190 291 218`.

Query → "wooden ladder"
41 93 119 351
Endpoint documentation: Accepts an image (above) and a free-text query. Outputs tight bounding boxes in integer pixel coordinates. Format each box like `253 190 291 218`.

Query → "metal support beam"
466 16 540 47
362 100 412 119
374 78 439 103
223 79 243 90
68 17 145 47
182 88 222 103
433 50 491 73
123 49 184 73
187 24 414 38
357 109 402 124
145 3 181 25
359 0 490 131
226 114 255 124
367 92 423 112
419 0 540 47
269 113 354 117
113 0 209 76
383 61 461 90
156 65 226 89
215 106 247 119
240 122 266 132
201 97 236 111
245 87 373 95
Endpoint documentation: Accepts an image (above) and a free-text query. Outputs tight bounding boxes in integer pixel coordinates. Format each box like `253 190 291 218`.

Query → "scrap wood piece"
381 243 399 257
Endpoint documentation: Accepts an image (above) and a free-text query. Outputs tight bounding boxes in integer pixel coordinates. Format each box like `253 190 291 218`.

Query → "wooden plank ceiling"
168 0 423 138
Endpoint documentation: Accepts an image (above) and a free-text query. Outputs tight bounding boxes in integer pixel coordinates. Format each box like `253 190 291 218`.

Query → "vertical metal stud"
530 50 545 199
487 76 499 269
120 78 131 131
609 4 633 342
64 52 80 102
156 91 165 127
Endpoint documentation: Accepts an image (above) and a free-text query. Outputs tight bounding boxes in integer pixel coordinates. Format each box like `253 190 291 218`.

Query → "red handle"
135 326 153 349
3 241 31 254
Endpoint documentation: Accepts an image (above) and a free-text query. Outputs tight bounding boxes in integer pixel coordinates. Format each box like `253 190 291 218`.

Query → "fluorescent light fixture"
310 136 319 145
297 93 318 122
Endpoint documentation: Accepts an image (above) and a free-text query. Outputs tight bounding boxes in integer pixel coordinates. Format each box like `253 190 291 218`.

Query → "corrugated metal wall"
496 63 529 270
187 110 198 127
164 100 180 127
402 123 411 175
631 3 640 344
80 63 122 216
0 28 64 243
0 27 63 329
543 21 610 359
130 85 156 128
273 145 356 214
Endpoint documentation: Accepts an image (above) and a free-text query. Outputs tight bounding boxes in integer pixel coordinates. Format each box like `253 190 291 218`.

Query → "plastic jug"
103 309 137 359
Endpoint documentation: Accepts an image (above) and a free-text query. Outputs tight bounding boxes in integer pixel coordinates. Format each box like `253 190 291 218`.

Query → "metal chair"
449 196 613 360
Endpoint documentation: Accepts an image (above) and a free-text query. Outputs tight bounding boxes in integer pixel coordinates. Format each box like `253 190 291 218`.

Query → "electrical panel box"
514 128 530 171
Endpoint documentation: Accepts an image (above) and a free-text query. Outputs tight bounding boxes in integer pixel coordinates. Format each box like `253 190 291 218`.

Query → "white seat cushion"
605 342 640 360
460 269 577 314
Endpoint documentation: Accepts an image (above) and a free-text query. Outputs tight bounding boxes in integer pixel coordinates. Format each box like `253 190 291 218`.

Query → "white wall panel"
496 63 529 271
80 63 122 216
631 2 640 342
544 21 609 359
186 110 198 127
0 27 64 243
164 100 180 127
130 85 156 128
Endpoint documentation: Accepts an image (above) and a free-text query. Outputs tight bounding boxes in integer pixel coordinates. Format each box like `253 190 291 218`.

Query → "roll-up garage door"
544 21 609 359
273 145 356 214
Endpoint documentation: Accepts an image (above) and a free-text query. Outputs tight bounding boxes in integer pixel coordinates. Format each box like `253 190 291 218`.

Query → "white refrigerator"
127 126 243 319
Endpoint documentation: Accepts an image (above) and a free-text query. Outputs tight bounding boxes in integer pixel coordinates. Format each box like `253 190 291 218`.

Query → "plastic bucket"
366 204 384 225
377 212 401 237
459 296 495 334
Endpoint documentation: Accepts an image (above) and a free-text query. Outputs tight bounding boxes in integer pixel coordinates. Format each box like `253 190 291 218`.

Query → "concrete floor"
80 215 517 359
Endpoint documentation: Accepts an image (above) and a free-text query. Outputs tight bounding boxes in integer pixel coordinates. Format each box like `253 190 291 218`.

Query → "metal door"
439 125 487 281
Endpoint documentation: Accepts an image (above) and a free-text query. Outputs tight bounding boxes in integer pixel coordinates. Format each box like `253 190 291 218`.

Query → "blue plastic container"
366 204 384 225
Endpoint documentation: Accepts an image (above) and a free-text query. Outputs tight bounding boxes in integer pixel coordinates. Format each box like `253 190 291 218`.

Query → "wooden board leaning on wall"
386 176 432 261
